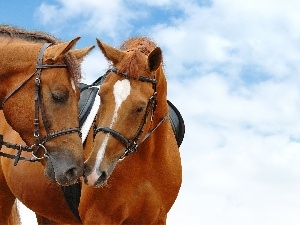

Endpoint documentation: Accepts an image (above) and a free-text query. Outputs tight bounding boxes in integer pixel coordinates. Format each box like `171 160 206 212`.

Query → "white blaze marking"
113 79 131 113
86 79 131 183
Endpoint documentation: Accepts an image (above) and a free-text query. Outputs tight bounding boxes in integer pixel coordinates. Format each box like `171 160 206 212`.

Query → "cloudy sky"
2 0 300 224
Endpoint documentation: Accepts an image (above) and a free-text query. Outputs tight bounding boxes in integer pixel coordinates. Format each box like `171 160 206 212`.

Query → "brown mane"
0 25 81 82
116 37 161 79
119 37 157 55
0 25 60 44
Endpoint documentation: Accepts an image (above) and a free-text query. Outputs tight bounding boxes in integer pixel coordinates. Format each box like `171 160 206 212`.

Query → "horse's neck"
0 40 38 103
0 71 32 107
0 39 37 70
138 68 172 157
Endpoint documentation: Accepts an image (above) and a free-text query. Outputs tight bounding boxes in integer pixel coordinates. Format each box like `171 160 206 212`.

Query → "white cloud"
81 48 108 84
37 0 138 41
149 0 300 81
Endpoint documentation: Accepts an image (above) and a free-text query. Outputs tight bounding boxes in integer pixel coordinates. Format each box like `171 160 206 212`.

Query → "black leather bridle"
93 67 168 160
0 43 82 166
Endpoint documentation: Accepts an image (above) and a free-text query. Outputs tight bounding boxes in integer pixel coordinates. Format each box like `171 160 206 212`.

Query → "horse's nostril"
64 167 78 181
93 171 108 187
100 171 107 180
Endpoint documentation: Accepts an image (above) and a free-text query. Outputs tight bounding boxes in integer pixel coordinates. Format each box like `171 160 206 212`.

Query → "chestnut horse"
0 37 182 224
81 37 182 224
0 25 94 185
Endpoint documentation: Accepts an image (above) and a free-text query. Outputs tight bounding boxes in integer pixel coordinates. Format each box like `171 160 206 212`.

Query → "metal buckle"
31 144 49 160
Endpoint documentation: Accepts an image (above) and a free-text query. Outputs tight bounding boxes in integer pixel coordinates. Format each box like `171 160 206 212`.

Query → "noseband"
0 43 81 165
93 67 168 160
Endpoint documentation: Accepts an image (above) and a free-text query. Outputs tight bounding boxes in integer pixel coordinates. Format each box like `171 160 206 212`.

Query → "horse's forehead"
46 69 77 93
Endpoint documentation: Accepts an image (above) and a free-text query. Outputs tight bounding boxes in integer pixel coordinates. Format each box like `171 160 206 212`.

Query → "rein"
93 67 168 160
0 43 82 166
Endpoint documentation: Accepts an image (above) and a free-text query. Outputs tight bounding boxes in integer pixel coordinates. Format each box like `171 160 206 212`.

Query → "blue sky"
2 0 300 224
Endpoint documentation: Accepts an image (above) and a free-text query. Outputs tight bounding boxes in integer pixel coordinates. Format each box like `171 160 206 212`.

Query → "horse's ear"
148 47 162 72
96 38 125 64
44 37 81 63
69 45 95 62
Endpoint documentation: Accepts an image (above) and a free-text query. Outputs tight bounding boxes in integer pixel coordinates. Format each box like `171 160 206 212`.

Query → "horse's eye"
136 107 144 113
52 92 67 103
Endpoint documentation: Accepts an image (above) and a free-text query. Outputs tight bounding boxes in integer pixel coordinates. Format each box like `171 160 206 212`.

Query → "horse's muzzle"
45 151 84 186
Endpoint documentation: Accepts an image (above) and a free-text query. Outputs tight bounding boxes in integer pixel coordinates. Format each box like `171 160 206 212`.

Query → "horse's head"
1 37 94 185
84 38 163 187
